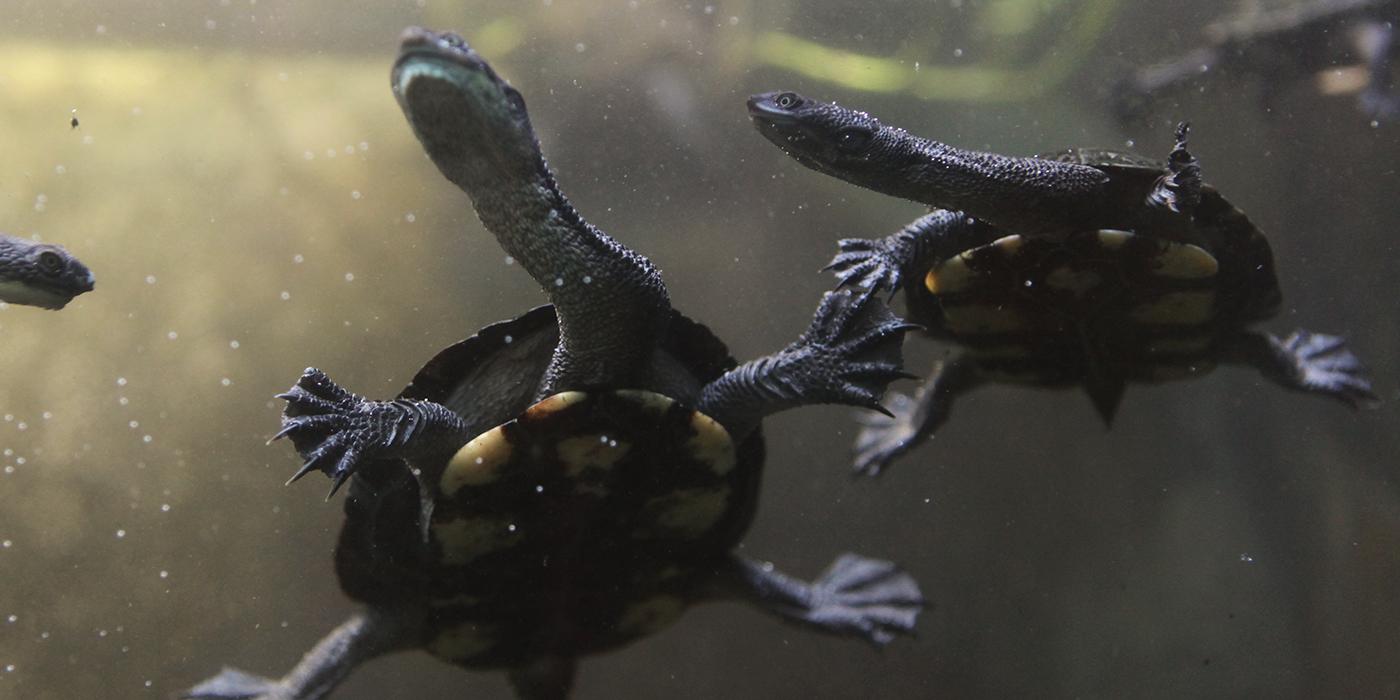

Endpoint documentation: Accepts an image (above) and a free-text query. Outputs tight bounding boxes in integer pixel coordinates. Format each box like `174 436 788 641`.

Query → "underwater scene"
1 0 1397 697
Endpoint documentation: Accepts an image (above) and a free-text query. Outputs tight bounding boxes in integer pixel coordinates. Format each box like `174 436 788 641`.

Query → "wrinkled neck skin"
393 43 670 397
877 129 1113 237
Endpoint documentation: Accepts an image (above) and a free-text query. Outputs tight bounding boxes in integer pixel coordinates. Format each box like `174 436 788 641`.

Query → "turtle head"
391 27 543 189
0 236 95 310
747 91 926 197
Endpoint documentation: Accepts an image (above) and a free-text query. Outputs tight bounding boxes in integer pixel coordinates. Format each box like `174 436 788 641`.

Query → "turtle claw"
800 290 918 410
851 391 923 477
825 236 905 297
272 369 406 495
798 553 924 646
1269 330 1379 408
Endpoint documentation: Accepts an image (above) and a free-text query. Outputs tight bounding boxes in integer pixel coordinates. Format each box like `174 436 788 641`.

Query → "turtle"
0 232 94 309
1113 0 1400 125
184 29 922 700
745 90 1378 476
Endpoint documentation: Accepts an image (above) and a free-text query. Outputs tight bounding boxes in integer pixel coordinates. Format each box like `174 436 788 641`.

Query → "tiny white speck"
507 523 517 532
13 457 22 466
166 331 178 340
115 529 126 538
475 456 484 465
599 435 608 443
159 570 169 579
280 291 291 301
221 378 232 387
504 256 515 265
98 629 107 637
118 397 129 406
404 212 416 223
142 435 152 444
0 540 9 548
144 680 152 688
582 275 592 284
4 665 13 673
117 377 127 386
344 273 354 282
160 503 170 513
344 145 355 155
205 18 217 30
15 422 25 431
6 614 15 623
229 340 240 349
145 275 156 285
575 43 586 52
303 151 314 160
358 142 369 151
3 466 12 475
293 254 304 264
41 412 51 420
1239 553 1254 563
503 335 513 344
55 165 66 175
554 277 564 287
729 15 739 25
325 148 337 158
953 47 964 58
3 415 11 422
128 420 139 429
351 190 362 200
96 24 107 34
535 485 544 493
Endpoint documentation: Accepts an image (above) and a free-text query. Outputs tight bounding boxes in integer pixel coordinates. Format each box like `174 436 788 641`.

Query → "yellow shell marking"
1096 229 1132 249
942 303 1028 335
432 516 523 566
557 433 633 476
441 426 515 497
616 388 675 416
1127 290 1216 325
522 390 589 420
428 622 497 660
637 486 731 539
927 234 1020 295
685 410 736 476
616 595 686 637
1149 240 1217 280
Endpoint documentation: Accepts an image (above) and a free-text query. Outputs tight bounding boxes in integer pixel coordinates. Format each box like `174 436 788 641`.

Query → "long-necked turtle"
1113 0 1400 125
186 30 920 700
746 91 1377 476
0 233 93 309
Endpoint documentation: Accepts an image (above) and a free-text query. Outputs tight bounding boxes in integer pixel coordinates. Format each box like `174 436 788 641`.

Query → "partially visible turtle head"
391 27 542 187
0 234 95 310
747 91 926 198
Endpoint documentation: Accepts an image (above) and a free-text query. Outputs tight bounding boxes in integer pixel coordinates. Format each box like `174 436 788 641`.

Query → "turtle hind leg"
696 289 918 440
1146 121 1202 215
183 668 283 699
723 553 924 646
852 354 980 477
1230 330 1379 408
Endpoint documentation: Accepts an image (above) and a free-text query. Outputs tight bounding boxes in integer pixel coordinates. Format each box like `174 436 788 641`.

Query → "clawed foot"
796 290 920 412
183 667 286 700
852 391 924 477
1268 331 1378 408
1148 121 1201 214
825 236 908 296
273 368 441 498
796 553 925 646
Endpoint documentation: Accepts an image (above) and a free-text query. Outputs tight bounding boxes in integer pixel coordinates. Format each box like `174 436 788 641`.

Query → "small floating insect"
70 109 79 130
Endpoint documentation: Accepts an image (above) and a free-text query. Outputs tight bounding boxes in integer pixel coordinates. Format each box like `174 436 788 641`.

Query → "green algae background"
0 1 1397 698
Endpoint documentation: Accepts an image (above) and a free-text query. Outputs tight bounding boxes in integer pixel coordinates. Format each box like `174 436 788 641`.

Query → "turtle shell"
909 150 1282 387
331 304 766 666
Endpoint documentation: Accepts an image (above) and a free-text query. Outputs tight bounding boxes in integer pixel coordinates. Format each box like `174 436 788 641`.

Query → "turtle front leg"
852 354 982 477
1226 330 1378 408
825 209 992 297
184 609 417 700
712 553 923 646
696 289 918 441
274 368 475 497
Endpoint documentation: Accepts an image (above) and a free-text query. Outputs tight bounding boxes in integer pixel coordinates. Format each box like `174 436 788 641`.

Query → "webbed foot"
1266 331 1378 408
825 236 908 296
852 391 924 477
183 667 286 700
274 368 467 498
741 553 924 646
792 289 921 411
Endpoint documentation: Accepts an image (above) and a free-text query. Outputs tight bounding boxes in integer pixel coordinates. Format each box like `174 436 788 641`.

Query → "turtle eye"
774 92 803 110
36 250 64 275
835 126 873 152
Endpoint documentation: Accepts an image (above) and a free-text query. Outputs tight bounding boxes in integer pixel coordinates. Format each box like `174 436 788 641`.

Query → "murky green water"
0 1 1396 697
